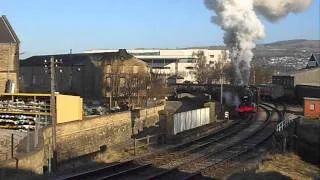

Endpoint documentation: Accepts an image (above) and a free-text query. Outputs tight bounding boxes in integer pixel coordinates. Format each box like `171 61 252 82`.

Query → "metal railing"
276 114 299 132
132 133 165 155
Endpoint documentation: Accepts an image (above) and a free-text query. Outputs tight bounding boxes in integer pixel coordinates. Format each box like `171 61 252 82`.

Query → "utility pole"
220 64 223 114
44 56 61 172
50 56 57 171
252 63 256 85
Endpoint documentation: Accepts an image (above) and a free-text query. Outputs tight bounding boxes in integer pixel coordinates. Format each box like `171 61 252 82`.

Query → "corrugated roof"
0 15 19 43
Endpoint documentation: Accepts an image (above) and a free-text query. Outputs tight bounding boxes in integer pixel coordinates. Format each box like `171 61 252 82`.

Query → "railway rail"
58 115 253 180
58 104 281 180
142 104 278 180
198 103 286 179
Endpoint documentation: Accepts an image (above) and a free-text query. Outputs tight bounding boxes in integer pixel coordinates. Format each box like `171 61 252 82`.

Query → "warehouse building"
304 97 320 119
272 54 320 88
0 15 20 93
20 50 150 107
85 48 230 82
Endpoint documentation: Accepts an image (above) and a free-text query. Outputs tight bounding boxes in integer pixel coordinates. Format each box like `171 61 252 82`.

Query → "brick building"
0 15 20 93
20 49 150 106
304 97 320 119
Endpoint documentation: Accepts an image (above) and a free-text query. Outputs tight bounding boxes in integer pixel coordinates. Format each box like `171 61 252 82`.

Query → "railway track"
198 103 285 179
58 115 253 180
142 104 278 180
58 104 281 180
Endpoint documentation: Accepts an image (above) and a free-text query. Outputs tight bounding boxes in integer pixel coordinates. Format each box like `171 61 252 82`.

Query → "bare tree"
250 64 274 85
208 50 233 84
148 73 168 100
104 59 151 108
121 72 150 107
193 50 210 84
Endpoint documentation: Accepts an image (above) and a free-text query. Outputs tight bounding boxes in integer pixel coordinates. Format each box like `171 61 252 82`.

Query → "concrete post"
11 134 14 158
204 102 216 123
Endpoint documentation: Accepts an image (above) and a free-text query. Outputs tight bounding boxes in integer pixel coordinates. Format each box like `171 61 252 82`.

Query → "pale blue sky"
1 0 319 58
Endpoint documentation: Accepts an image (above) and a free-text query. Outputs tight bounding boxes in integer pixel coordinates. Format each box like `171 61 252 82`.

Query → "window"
120 66 125 73
106 65 111 73
310 104 315 111
153 67 170 69
185 66 194 70
210 55 215 58
187 59 195 63
120 77 125 86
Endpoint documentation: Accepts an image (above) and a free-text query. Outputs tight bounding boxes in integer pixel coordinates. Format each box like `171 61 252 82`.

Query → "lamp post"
220 64 224 114
146 85 151 108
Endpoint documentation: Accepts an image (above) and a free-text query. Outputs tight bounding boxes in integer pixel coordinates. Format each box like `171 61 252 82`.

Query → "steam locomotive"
235 86 257 114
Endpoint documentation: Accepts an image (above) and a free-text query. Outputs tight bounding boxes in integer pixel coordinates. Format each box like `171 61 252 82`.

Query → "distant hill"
254 39 320 57
185 39 320 51
258 39 320 49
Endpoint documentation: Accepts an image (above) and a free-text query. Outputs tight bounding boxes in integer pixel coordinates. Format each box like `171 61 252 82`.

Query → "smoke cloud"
253 0 313 21
204 0 313 85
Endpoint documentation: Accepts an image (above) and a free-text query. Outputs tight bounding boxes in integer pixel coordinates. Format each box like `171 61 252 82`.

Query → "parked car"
110 106 121 113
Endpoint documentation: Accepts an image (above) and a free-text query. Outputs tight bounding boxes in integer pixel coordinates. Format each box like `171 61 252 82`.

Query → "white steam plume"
204 0 313 85
253 0 313 22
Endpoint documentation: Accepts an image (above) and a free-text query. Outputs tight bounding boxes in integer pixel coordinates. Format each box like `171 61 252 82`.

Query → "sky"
1 0 319 58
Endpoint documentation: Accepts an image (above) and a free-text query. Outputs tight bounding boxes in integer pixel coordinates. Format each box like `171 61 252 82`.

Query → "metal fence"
173 107 210 135
132 133 165 155
0 127 43 161
276 114 300 132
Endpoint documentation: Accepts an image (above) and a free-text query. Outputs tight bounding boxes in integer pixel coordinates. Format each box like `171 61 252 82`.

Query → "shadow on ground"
227 170 291 180
1 160 212 180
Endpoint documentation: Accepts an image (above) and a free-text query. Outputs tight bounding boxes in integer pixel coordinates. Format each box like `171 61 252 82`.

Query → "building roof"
306 53 320 69
296 83 320 87
304 97 320 101
0 15 19 43
135 55 194 59
294 66 320 75
272 74 294 77
20 49 132 66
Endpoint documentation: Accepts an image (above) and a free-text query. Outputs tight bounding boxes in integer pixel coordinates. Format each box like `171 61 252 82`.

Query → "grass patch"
257 153 320 180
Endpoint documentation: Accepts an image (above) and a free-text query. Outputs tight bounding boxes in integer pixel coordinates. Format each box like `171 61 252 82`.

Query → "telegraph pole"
50 56 57 171
44 56 60 172
220 64 223 114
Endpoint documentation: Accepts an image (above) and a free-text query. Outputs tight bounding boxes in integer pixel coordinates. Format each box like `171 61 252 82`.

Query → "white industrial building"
85 49 230 82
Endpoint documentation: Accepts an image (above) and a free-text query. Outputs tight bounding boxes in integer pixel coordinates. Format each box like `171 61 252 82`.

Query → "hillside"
253 40 319 72
254 39 320 56
261 39 319 47
187 39 319 73
186 39 320 52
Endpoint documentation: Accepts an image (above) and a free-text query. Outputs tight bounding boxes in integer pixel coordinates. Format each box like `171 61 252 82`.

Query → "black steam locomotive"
235 86 257 114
